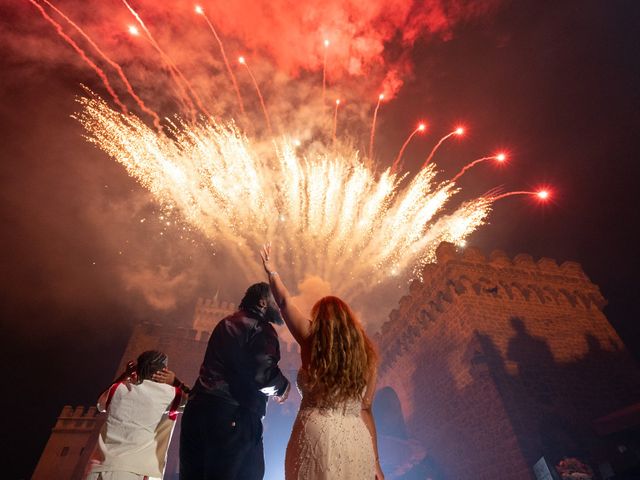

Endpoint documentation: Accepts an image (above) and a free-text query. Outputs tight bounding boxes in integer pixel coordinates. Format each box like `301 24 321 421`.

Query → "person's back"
90 381 180 477
87 350 186 480
180 282 290 480
259 245 385 479
192 310 285 416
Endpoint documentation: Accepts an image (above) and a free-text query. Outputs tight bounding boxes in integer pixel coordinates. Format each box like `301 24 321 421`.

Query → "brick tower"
31 406 102 480
376 242 640 479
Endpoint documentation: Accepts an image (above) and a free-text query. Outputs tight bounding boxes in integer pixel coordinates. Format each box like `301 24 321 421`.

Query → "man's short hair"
239 282 271 311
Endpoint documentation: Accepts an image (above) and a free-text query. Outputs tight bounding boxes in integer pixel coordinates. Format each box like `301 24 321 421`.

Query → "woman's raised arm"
260 244 311 344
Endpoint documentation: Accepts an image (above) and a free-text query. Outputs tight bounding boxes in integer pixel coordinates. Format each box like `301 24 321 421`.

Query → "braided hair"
136 350 168 381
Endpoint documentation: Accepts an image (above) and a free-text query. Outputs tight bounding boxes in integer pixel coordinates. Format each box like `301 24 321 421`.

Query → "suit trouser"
180 395 265 480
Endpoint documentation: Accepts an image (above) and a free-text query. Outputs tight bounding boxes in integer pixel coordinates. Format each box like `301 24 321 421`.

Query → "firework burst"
29 0 550 305
76 93 492 299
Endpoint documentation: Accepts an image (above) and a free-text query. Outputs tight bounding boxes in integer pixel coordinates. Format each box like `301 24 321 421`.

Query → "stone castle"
33 243 640 479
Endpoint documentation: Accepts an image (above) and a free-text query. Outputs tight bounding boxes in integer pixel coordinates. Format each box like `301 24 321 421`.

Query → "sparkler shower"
26 0 548 306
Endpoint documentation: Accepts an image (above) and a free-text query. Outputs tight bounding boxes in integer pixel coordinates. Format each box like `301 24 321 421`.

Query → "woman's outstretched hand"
260 243 274 275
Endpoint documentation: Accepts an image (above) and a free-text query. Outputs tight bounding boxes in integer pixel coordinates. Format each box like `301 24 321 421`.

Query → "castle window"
60 446 69 457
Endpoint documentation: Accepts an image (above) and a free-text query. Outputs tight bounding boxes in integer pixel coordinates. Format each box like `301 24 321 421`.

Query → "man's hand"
152 368 176 386
273 381 290 404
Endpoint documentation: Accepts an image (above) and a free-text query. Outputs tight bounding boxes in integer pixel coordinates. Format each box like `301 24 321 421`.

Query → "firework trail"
76 93 493 299
238 56 273 136
392 123 426 172
332 99 341 143
452 153 505 183
41 0 162 130
195 5 245 115
369 93 384 159
26 1 550 303
488 190 549 201
421 127 464 169
121 0 210 119
28 0 128 114
322 39 329 109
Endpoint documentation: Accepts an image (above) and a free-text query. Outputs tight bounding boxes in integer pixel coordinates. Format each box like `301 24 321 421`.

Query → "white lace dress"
285 370 375 479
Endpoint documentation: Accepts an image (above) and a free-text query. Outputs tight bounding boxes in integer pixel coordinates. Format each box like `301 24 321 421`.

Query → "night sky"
2 1 640 478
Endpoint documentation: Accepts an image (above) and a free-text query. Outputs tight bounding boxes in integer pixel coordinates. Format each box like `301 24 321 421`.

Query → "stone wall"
376 242 640 479
32 406 103 480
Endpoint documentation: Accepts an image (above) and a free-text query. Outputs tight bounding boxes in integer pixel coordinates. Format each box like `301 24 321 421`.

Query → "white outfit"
285 370 375 479
86 380 185 480
86 472 156 480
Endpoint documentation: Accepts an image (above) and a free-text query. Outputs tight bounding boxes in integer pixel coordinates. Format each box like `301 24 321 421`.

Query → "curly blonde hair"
307 296 377 406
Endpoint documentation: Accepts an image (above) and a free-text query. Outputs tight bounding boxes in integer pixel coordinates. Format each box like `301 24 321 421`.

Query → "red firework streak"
391 123 426 172
369 93 384 159
121 0 211 120
488 190 550 201
195 5 245 115
42 0 162 130
421 127 464 169
238 56 273 137
28 0 128 114
452 152 506 183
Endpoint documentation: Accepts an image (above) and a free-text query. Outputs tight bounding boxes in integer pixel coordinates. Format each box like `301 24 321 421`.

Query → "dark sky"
2 1 640 478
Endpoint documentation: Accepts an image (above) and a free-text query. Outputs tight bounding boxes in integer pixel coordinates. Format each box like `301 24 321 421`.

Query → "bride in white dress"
261 245 385 480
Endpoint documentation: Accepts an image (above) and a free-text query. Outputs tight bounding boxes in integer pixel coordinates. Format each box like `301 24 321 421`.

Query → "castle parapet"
378 241 606 369
54 405 101 433
432 242 588 277
192 296 236 336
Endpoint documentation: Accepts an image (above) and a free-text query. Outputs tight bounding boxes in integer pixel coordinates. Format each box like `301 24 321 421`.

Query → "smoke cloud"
1 0 502 323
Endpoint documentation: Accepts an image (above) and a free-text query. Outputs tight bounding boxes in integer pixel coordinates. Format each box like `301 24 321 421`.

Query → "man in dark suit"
180 282 290 480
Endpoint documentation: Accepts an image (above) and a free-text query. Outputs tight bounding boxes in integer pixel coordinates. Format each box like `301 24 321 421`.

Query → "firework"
195 5 245 115
41 0 162 130
122 0 209 119
322 39 329 108
369 93 384 159
238 56 273 136
488 190 550 201
332 99 341 143
28 0 128 114
76 93 493 298
452 153 506 183
421 127 464 169
392 123 426 172
29 2 549 302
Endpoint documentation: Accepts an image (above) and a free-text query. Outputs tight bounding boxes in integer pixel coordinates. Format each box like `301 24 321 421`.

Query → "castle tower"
376 242 640 479
192 296 236 340
32 406 102 480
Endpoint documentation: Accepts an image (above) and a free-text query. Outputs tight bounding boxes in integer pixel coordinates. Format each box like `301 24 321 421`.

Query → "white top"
88 380 186 478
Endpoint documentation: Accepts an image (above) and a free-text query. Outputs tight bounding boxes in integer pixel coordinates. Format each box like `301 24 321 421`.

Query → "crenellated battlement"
434 242 587 279
192 296 236 338
195 296 236 315
377 242 608 372
420 242 601 304
53 405 101 433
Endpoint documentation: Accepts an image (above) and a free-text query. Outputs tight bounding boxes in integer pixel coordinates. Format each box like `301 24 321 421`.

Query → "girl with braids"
86 350 189 480
260 244 385 480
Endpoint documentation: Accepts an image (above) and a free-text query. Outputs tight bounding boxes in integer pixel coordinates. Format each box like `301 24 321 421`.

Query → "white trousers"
86 472 160 480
